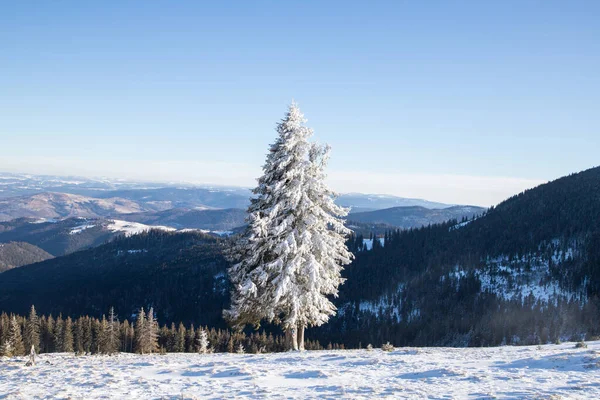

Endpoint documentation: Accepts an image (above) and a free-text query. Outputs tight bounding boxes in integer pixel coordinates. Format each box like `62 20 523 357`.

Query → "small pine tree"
74 317 84 354
1 340 13 357
236 343 245 354
44 314 55 353
185 324 196 353
175 323 186 353
24 305 40 353
53 315 64 352
82 317 93 354
144 307 159 354
8 315 25 356
62 317 74 353
134 308 146 354
381 342 394 352
196 328 210 354
97 316 109 354
106 307 120 355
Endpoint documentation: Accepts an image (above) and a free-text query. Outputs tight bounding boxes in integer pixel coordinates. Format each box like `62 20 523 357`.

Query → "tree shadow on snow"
285 370 329 379
494 351 593 373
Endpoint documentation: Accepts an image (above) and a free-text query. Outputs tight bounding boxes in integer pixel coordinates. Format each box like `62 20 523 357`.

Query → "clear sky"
1 1 598 206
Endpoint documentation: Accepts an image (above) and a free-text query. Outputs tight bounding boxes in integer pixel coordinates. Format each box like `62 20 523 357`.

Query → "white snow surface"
2 342 600 399
69 224 96 235
107 219 176 236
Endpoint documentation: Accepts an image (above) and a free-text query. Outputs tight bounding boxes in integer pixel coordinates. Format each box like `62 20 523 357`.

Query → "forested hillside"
0 231 230 328
0 242 53 273
348 205 483 230
115 208 246 231
318 166 600 347
1 166 599 348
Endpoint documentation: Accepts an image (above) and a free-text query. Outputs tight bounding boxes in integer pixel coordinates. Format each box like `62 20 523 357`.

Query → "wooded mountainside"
1 166 599 347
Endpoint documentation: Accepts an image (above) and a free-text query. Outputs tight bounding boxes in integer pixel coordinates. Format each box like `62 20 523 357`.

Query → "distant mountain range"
0 204 480 258
116 208 247 231
0 192 156 222
0 173 484 258
348 205 484 230
0 217 177 257
339 193 453 212
0 172 460 213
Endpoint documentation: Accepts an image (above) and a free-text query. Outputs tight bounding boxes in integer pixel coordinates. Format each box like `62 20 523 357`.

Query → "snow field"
1 341 600 399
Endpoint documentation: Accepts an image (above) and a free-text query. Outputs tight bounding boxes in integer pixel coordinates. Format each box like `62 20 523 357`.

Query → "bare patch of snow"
107 220 176 237
69 224 96 235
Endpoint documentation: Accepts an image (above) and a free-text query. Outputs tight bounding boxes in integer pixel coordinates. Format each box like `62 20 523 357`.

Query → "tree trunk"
291 327 299 351
284 328 294 351
298 324 305 351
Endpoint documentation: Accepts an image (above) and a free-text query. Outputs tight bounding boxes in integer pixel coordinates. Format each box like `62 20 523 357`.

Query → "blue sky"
1 1 599 206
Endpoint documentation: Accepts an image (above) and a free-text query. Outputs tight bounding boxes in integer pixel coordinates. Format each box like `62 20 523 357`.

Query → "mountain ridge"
348 205 484 229
0 241 53 273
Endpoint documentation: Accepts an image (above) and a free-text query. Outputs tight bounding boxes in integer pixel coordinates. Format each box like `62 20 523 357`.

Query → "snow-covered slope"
0 217 178 256
1 342 599 399
106 219 176 236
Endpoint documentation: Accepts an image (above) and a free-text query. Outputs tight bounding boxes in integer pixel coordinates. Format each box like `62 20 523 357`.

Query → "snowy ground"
2 342 600 399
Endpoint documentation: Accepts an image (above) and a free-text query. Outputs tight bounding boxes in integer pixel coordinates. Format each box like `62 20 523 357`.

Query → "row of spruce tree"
0 306 341 357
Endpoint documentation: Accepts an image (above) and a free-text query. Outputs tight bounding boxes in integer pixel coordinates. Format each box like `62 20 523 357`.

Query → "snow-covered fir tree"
0 340 12 357
294 143 353 349
196 328 210 354
225 102 353 351
236 342 245 354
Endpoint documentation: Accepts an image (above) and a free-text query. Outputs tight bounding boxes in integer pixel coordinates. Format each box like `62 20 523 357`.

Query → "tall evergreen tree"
226 102 353 350
134 308 146 354
294 143 353 349
144 307 159 354
82 317 93 354
53 315 64 352
106 307 120 355
24 305 40 353
98 315 109 353
8 315 25 356
62 317 74 353
174 322 186 352
185 324 196 353
74 317 84 354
